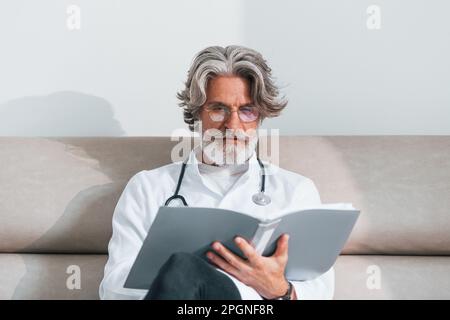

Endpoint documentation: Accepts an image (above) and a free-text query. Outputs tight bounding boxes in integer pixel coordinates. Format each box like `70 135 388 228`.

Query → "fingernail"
206 252 213 259
213 242 220 250
235 237 241 244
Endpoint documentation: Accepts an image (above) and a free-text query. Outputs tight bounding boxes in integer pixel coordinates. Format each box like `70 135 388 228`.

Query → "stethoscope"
164 157 271 207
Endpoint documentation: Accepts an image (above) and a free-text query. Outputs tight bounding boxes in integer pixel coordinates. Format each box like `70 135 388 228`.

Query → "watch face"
280 281 293 300
280 292 291 300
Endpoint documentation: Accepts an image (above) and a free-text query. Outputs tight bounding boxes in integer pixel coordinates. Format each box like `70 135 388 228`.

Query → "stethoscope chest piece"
252 192 271 206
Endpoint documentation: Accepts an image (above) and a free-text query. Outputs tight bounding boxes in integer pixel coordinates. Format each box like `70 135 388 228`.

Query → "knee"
161 252 202 278
165 252 199 271
152 252 204 292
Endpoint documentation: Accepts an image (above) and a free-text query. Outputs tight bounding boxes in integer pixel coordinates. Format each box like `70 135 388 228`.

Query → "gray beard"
201 138 258 166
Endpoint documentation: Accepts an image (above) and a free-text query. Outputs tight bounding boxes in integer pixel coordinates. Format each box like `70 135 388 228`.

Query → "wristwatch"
264 281 293 300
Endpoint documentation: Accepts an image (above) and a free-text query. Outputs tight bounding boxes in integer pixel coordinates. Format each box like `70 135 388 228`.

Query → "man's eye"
240 106 254 113
211 105 226 111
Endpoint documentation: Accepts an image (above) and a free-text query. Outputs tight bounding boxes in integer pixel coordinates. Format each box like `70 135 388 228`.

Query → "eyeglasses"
204 104 260 123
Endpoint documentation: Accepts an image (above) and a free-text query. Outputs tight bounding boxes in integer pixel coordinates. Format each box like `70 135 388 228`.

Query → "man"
99 45 334 300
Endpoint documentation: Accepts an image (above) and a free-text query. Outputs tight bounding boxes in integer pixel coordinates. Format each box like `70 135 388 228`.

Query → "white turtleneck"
197 161 249 196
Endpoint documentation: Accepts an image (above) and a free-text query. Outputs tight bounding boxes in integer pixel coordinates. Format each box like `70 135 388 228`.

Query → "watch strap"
263 281 293 300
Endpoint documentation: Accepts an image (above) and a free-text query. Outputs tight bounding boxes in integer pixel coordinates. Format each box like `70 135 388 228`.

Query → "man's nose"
224 110 243 130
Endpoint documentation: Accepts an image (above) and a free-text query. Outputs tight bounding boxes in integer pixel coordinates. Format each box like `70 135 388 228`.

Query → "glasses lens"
239 106 259 122
208 107 226 122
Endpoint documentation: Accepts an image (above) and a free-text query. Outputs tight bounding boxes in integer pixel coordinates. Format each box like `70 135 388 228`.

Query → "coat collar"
183 146 262 197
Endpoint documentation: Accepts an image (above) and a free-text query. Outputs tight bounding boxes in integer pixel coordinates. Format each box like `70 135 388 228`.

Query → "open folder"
124 204 360 289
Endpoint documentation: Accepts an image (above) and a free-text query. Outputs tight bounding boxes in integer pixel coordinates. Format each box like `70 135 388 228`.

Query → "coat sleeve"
288 177 335 300
290 267 335 300
99 172 152 300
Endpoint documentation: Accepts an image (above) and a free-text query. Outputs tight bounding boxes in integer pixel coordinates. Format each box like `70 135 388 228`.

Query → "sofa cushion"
0 137 449 254
334 255 450 299
1 254 448 300
0 253 106 299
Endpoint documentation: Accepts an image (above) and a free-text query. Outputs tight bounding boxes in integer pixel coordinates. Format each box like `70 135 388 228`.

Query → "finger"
234 236 259 264
211 241 249 271
206 251 240 278
273 234 289 260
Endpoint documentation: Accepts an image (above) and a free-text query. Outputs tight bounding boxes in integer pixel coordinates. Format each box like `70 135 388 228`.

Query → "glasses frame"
204 103 261 123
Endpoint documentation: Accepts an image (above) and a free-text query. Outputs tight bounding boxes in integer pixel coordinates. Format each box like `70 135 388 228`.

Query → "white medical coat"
99 150 335 300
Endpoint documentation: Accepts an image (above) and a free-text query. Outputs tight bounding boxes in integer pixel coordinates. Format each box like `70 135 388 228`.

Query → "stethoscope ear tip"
252 192 271 206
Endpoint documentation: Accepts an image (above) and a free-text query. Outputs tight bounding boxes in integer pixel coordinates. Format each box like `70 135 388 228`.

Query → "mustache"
202 129 257 142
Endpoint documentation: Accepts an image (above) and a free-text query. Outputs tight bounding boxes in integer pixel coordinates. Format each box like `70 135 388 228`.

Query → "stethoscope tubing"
164 157 268 207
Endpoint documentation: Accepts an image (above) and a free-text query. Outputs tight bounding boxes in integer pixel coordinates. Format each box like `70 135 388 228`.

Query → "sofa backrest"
1 137 449 255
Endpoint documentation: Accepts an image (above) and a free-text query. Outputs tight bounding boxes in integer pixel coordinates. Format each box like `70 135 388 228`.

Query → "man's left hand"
206 233 296 300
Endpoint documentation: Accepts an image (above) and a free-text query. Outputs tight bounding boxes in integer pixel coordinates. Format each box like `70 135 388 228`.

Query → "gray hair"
177 45 288 131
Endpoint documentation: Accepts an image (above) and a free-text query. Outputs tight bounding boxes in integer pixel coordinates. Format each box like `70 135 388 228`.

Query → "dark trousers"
144 252 242 300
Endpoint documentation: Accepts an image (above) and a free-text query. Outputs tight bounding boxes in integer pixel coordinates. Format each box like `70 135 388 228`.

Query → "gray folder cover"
124 206 360 289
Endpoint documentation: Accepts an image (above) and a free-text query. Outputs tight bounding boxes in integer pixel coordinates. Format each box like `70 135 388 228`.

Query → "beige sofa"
1 136 449 299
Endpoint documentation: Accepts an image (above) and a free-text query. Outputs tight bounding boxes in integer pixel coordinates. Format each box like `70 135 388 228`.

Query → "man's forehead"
206 100 254 107
206 76 252 100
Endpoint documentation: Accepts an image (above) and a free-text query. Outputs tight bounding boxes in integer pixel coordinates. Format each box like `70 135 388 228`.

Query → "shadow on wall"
9 136 176 298
0 90 128 298
0 91 125 136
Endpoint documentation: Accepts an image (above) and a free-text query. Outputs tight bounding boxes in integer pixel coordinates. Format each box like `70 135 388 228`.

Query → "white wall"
0 0 449 136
